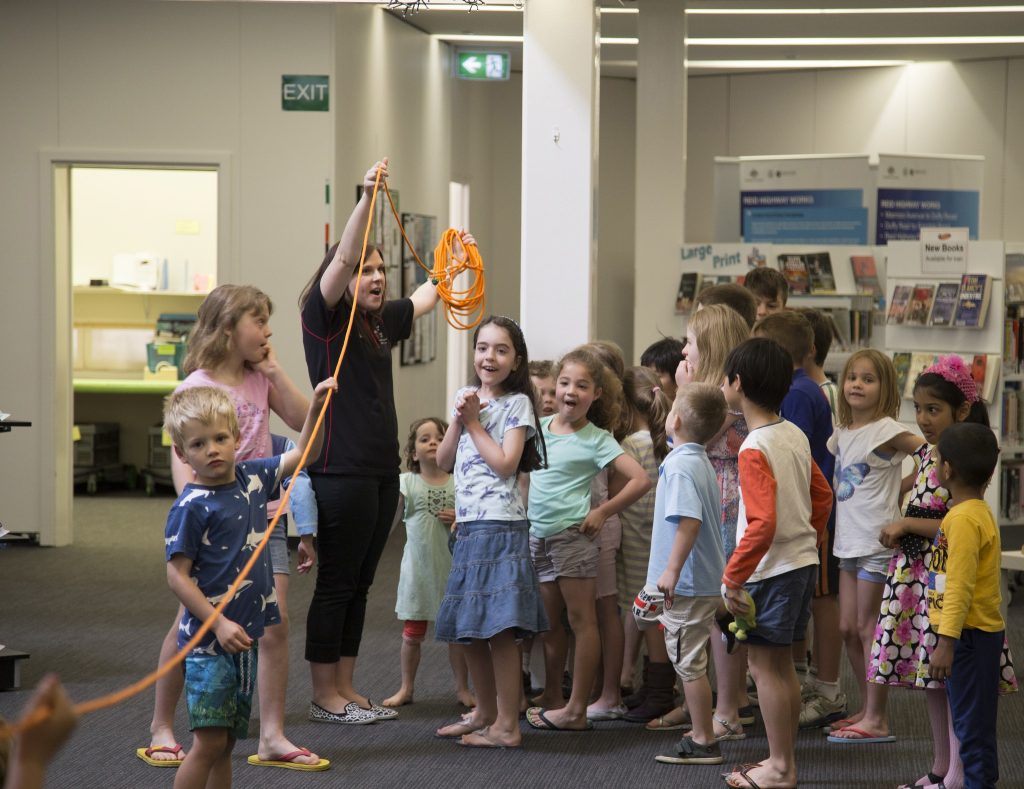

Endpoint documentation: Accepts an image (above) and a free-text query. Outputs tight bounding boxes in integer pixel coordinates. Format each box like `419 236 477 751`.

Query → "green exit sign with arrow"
455 51 510 81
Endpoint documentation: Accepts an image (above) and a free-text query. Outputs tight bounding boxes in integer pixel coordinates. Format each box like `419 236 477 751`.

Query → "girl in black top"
299 158 475 722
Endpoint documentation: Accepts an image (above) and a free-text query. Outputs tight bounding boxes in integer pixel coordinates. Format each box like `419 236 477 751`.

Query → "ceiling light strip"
689 35 1024 45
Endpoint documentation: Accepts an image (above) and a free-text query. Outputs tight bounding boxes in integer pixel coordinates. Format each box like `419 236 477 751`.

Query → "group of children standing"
146 202 1015 789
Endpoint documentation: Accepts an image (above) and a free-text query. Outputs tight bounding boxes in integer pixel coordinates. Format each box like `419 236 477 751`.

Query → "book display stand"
883 240 1005 518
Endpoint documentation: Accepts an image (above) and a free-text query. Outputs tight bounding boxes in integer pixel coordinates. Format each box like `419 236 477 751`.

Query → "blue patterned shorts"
184 646 258 738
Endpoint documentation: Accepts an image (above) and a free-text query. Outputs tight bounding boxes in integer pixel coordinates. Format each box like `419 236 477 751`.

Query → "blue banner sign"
741 189 868 244
876 188 979 243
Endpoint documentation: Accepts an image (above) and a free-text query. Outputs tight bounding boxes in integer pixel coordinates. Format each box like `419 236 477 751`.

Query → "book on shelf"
850 255 882 299
952 273 992 329
675 272 701 315
777 254 810 295
806 252 836 294
887 284 913 325
928 281 960 327
892 351 912 397
1006 252 1024 305
904 284 936 326
904 352 939 398
972 353 1002 404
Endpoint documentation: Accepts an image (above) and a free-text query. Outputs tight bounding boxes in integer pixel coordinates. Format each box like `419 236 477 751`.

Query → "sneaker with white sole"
309 701 378 724
798 691 848 729
655 737 723 765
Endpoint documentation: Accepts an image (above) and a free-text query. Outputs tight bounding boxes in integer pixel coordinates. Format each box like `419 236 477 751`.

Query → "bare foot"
725 761 796 789
381 689 413 708
828 722 892 741
456 689 476 708
461 725 522 749
437 710 491 738
526 706 590 731
828 710 865 731
147 726 185 762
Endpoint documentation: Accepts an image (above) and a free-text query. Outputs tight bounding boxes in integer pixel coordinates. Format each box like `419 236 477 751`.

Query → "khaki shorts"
659 596 719 682
530 526 599 583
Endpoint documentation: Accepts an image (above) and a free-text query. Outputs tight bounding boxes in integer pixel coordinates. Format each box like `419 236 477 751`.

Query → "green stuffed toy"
727 589 757 642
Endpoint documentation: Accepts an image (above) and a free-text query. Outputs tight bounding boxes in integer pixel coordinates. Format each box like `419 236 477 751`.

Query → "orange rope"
0 165 484 741
382 183 486 330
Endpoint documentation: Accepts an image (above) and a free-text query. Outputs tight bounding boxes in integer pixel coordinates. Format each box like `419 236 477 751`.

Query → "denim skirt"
435 519 549 643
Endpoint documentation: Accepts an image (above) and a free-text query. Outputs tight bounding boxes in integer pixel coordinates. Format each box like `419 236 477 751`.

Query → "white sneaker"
798 692 848 729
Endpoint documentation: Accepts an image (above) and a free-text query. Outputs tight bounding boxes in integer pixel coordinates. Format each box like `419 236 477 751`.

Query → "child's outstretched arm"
4 675 78 789
410 230 477 319
879 431 925 457
656 516 701 609
459 390 527 478
166 556 252 654
581 454 651 536
320 159 388 308
255 344 310 431
280 378 337 480
436 407 461 473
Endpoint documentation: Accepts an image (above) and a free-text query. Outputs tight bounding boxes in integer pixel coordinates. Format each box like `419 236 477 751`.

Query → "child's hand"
459 390 482 424
457 230 478 251
675 357 696 390
363 158 388 193
879 520 905 549
296 536 316 574
579 508 607 537
437 508 456 526
313 377 338 406
929 635 955 681
251 342 279 376
656 570 678 609
213 618 253 654
12 674 78 769
722 586 752 617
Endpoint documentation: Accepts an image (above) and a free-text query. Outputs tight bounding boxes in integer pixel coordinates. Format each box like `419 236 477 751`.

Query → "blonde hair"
183 284 273 375
836 349 901 427
404 417 449 473
556 347 622 434
673 382 727 445
688 304 751 387
163 386 239 451
622 366 671 462
580 341 629 440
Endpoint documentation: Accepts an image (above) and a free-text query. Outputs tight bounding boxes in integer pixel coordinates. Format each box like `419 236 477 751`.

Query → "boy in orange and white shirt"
719 337 832 789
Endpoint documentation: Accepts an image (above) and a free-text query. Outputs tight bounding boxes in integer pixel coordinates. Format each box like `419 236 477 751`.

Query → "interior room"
2 1 1023 787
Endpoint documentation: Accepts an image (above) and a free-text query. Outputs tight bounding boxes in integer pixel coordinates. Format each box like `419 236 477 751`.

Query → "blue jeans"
946 627 1003 789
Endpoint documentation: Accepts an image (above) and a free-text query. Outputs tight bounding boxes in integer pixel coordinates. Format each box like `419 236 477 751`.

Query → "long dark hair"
299 242 387 349
472 315 546 473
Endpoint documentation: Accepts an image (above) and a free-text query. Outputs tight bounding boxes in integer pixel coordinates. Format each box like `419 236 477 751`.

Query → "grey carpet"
1 492 1023 788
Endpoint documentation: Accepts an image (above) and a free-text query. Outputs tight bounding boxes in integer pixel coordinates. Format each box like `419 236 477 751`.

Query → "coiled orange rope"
0 162 482 741
382 184 486 330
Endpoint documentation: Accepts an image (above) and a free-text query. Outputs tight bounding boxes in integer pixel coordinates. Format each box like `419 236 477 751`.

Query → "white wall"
0 0 458 544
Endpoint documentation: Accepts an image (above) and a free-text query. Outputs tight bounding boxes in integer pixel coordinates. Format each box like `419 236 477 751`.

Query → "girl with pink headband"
869 355 1016 789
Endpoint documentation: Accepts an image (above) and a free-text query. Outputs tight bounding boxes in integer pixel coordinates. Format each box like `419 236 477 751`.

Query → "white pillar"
633 0 687 360
520 0 600 360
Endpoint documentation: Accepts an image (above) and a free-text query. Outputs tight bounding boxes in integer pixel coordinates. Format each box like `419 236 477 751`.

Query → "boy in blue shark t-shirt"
648 382 728 768
163 379 334 788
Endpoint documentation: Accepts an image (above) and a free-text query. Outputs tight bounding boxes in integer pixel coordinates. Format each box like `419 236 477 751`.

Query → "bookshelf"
999 243 1024 526
884 240 1004 519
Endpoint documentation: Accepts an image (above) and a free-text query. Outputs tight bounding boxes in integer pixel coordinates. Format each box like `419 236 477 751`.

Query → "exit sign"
282 75 329 111
455 51 510 81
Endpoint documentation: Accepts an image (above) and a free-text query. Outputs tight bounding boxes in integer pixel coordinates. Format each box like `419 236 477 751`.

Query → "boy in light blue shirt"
648 382 728 767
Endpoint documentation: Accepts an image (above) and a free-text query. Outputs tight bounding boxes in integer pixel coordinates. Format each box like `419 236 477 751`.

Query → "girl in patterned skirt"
869 356 1016 789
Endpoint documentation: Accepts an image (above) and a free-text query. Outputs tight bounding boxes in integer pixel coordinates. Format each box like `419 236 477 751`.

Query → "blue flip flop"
826 725 896 744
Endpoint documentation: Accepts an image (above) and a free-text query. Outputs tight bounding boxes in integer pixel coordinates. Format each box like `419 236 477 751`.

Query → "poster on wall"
875 154 982 244
355 186 402 300
739 156 872 245
400 213 437 366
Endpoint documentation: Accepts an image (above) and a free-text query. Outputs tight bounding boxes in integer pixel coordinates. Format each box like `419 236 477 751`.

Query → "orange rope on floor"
0 164 486 742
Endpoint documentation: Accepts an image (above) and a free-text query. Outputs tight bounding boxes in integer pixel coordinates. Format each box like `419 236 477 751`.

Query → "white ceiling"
375 0 1024 77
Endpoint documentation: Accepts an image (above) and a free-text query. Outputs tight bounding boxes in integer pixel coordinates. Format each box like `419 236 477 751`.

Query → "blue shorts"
838 554 889 584
744 564 816 647
184 646 258 738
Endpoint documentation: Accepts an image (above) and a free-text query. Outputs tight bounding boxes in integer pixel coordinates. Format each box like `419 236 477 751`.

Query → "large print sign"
876 154 982 244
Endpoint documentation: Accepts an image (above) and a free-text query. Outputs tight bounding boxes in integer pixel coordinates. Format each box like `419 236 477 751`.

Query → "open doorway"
42 153 230 545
